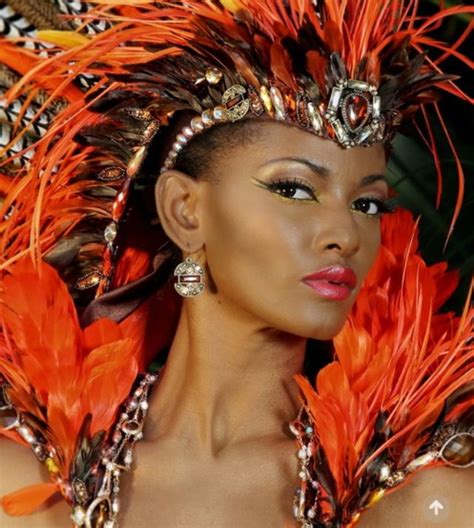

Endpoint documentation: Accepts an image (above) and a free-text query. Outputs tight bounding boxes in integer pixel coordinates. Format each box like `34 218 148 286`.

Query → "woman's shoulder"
359 464 474 528
0 438 71 528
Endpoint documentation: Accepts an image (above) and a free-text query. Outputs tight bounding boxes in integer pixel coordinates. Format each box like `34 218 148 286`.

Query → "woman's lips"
302 279 352 300
302 266 357 301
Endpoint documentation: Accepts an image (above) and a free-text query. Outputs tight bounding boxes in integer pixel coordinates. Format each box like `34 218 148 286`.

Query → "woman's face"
180 121 388 340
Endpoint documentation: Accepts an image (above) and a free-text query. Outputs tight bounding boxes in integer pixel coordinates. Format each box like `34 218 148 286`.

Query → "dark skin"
1 121 471 527
120 121 388 525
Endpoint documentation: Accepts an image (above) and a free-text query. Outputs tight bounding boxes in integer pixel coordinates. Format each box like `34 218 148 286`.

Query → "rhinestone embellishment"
104 222 118 248
341 93 370 130
173 257 205 297
205 66 223 85
325 79 381 147
97 167 126 182
222 84 251 122
71 370 161 527
74 270 103 291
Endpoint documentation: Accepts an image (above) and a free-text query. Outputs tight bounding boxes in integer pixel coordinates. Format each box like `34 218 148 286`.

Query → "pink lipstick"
302 266 357 301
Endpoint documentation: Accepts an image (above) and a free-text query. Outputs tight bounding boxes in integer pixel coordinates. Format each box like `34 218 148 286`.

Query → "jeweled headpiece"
0 0 470 302
160 74 387 173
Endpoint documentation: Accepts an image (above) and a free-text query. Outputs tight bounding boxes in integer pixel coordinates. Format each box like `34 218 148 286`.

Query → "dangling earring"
173 256 205 297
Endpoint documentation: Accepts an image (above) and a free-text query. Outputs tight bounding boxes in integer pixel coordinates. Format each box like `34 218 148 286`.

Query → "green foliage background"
387 0 473 312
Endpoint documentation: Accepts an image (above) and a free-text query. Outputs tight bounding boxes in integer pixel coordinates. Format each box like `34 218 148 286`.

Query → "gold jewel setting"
160 77 387 175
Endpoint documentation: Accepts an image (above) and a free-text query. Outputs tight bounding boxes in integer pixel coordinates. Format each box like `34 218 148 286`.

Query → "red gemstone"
344 94 369 130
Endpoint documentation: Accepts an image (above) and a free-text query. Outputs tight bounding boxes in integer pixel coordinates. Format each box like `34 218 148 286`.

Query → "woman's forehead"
220 120 387 178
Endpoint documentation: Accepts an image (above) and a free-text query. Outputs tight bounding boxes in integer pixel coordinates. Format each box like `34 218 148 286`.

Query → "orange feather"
296 209 473 508
1 2 472 523
0 255 143 477
1 482 59 516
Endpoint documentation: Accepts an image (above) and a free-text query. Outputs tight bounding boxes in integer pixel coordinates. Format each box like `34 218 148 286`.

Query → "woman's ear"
154 170 204 253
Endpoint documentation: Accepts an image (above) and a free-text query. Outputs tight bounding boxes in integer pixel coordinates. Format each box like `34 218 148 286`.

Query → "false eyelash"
264 177 317 197
260 177 398 214
377 197 398 214
352 196 397 216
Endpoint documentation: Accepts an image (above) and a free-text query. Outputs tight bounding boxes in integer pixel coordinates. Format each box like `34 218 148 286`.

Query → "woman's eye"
264 178 316 201
351 197 392 216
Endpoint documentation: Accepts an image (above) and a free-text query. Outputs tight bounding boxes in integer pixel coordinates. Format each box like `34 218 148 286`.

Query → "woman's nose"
312 208 361 258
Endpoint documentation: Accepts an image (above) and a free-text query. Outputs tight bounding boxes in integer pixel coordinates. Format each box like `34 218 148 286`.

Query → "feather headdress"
0 0 472 298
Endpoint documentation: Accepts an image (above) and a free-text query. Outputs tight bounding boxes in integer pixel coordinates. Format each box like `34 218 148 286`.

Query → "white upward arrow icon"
429 500 444 516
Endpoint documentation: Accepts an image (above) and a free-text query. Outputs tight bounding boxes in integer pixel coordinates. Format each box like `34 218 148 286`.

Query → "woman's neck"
144 293 311 455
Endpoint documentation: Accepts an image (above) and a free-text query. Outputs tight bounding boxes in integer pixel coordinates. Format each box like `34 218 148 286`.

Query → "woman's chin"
304 315 349 341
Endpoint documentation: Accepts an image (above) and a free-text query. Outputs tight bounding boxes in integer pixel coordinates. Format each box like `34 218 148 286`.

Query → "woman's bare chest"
117 438 300 527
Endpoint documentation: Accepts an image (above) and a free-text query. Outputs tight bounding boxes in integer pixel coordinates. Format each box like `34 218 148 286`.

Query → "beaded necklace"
2 367 471 528
68 367 313 528
71 370 161 528
68 369 312 528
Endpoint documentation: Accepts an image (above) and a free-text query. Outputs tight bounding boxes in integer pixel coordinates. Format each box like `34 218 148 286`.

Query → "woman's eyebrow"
259 157 387 188
359 174 388 187
258 157 330 178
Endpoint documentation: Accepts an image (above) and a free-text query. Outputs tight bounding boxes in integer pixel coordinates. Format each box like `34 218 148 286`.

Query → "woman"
0 1 473 527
